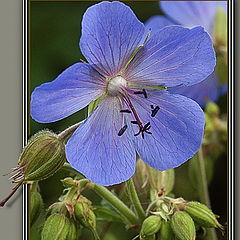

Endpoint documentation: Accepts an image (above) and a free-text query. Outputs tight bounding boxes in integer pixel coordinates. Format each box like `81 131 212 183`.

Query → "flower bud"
13 130 66 183
140 215 162 239
184 201 223 229
41 213 70 240
30 191 43 226
158 221 174 240
66 219 78 240
74 201 96 230
61 177 76 188
170 211 196 240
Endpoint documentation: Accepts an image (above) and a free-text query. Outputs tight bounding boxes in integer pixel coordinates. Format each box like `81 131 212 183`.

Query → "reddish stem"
0 182 23 207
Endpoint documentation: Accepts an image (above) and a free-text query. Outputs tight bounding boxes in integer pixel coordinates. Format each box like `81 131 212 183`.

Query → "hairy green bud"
30 191 43 226
41 213 70 240
66 219 78 240
184 201 223 229
12 130 66 183
140 215 162 239
74 201 96 229
170 211 196 240
158 221 174 240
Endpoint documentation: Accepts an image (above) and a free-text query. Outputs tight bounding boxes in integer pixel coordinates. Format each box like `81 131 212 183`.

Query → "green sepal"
170 211 196 240
140 215 162 239
41 213 70 240
158 221 175 240
184 202 223 229
88 94 106 116
66 219 78 240
17 131 66 182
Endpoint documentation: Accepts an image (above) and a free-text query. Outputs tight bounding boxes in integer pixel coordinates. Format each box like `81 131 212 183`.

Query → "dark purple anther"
133 89 147 98
118 125 128 136
151 106 160 117
120 109 131 113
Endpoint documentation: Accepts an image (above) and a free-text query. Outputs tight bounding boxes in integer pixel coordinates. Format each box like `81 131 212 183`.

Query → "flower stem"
126 179 145 222
58 121 82 142
89 183 138 225
0 182 23 207
62 162 83 176
197 147 217 240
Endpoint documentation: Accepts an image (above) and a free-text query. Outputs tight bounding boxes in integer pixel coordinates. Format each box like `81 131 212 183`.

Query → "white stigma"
107 76 127 95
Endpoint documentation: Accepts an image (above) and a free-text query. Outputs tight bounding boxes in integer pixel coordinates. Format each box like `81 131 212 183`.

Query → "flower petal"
145 15 176 35
168 72 219 107
160 1 217 33
80 1 145 77
30 63 105 123
124 26 215 88
66 96 136 186
128 90 204 170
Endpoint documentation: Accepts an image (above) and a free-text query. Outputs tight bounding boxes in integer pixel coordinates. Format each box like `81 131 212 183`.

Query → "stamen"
118 125 128 136
122 94 152 139
120 109 131 113
144 122 151 130
151 106 160 117
142 89 147 98
133 89 148 98
150 105 154 109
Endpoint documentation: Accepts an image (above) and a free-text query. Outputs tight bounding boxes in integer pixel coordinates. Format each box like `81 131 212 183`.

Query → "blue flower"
31 1 216 186
146 1 227 106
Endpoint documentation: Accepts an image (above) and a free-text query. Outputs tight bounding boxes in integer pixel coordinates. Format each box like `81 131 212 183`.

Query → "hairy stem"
126 179 145 222
89 183 138 225
58 121 82 142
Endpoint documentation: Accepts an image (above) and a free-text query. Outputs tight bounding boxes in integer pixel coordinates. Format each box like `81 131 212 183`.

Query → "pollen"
107 76 127 96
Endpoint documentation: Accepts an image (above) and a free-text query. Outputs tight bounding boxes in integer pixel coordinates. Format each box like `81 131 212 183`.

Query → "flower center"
107 76 127 96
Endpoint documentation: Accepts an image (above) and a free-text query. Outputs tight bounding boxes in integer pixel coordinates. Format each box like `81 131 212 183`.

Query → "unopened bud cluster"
140 198 223 240
41 177 99 240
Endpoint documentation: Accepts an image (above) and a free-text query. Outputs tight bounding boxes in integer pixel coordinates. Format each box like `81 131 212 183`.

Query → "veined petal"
145 15 176 36
30 63 105 123
80 1 145 77
160 1 217 33
66 96 136 186
124 26 215 88
168 72 219 107
128 90 204 170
